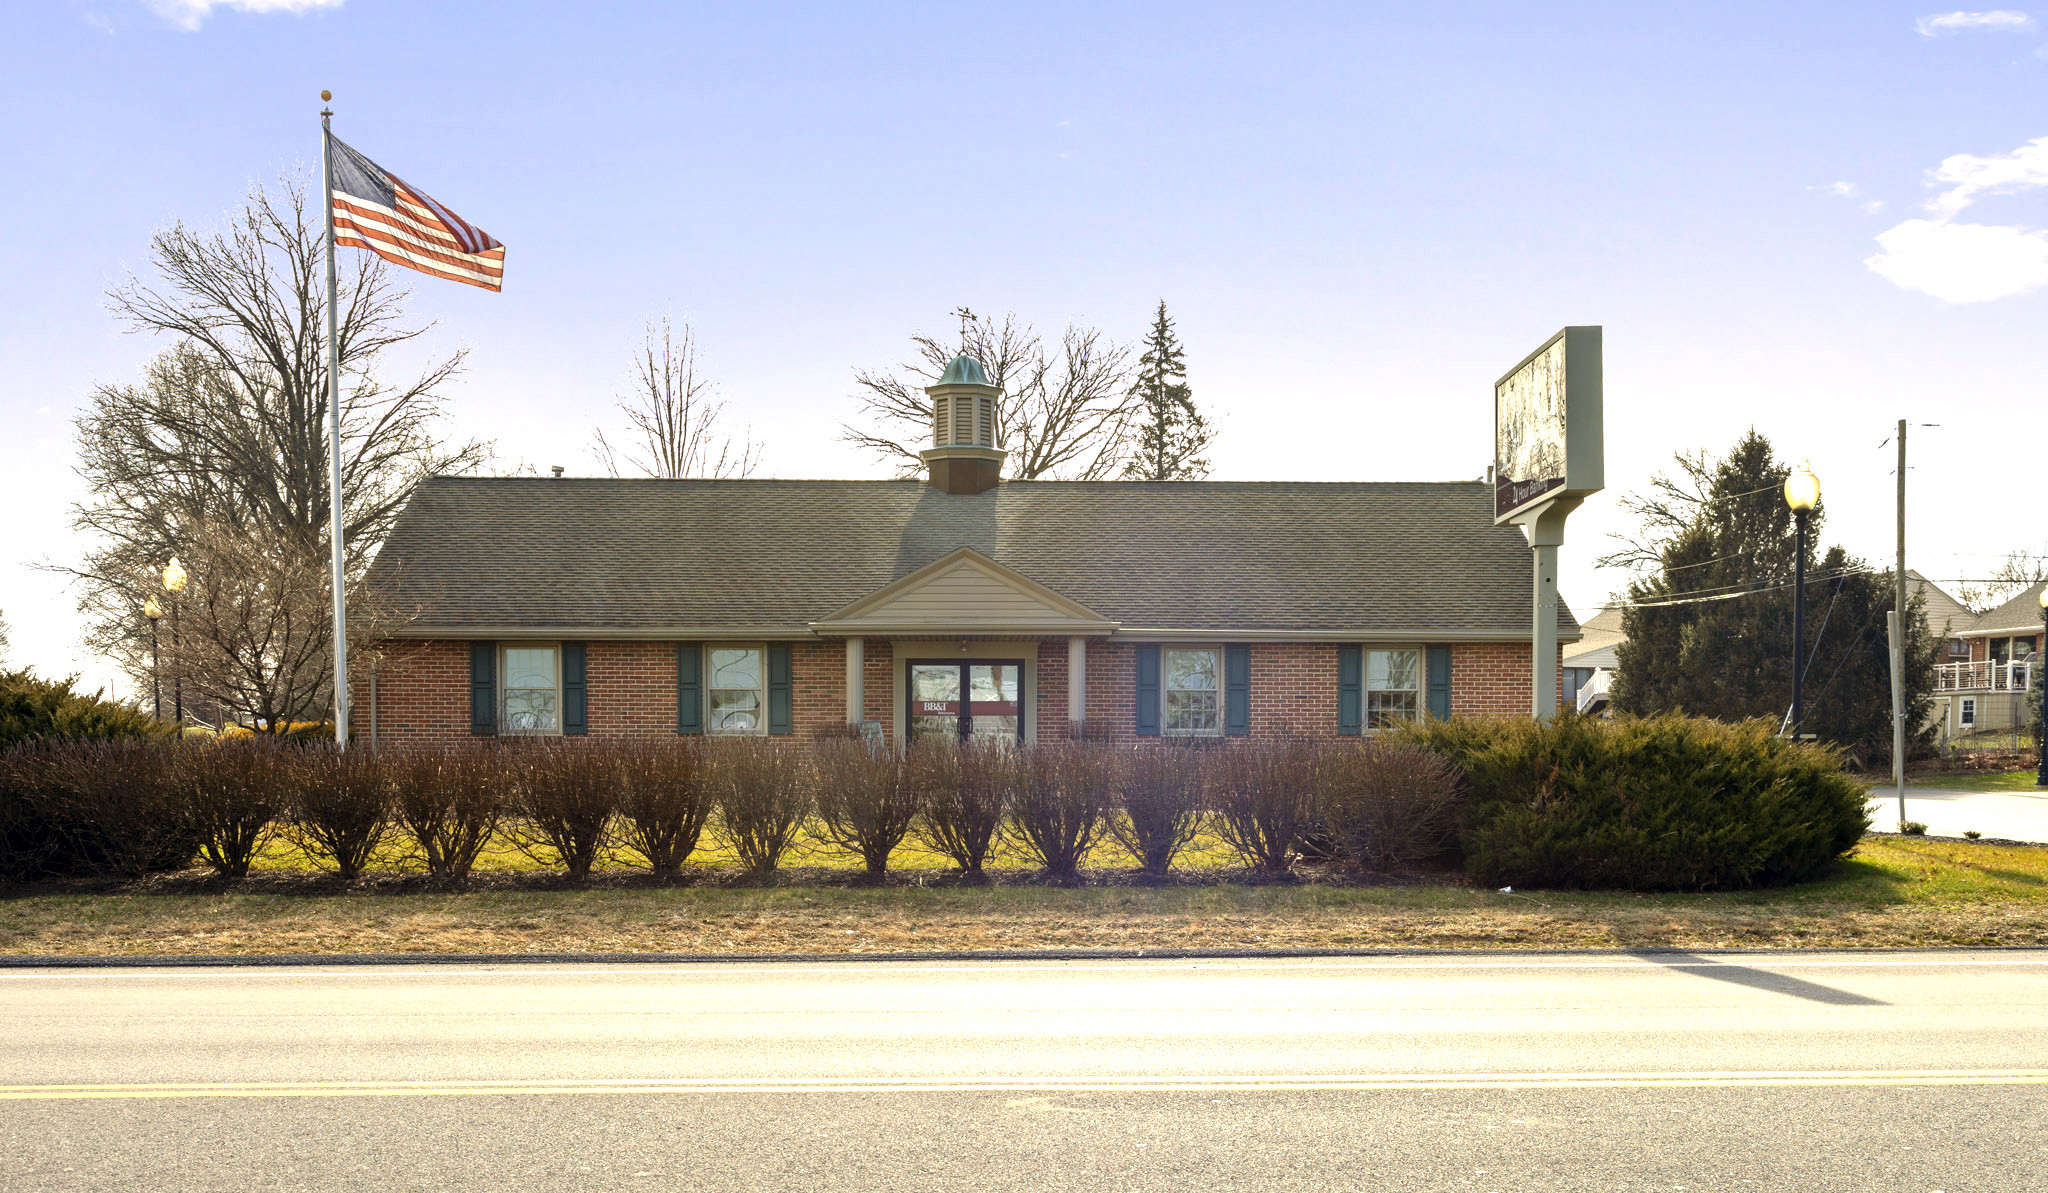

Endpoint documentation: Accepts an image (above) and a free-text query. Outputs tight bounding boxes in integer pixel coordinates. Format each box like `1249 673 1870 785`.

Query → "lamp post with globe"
1782 462 1821 734
161 557 187 727
143 595 163 722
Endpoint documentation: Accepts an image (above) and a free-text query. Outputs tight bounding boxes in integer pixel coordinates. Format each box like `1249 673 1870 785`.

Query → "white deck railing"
1935 660 2036 693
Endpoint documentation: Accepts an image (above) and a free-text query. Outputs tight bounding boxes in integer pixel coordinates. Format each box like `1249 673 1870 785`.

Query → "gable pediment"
812 547 1116 635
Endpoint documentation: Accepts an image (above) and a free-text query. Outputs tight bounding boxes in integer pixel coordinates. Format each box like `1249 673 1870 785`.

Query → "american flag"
327 135 504 291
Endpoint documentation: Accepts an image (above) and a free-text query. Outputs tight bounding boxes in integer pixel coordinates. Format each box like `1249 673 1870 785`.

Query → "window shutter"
469 641 497 736
1427 645 1452 720
767 643 793 736
1337 644 1362 736
562 642 588 735
675 643 702 735
1225 644 1251 737
1134 643 1160 736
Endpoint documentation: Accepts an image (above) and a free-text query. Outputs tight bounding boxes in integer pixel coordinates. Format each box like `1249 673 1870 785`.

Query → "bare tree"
1593 447 1720 575
843 308 1138 480
64 172 488 727
591 319 761 479
1957 549 2048 613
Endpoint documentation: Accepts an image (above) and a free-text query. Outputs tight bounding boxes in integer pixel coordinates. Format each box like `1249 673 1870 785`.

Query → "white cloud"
1866 219 2048 302
1915 10 2034 35
142 0 342 32
1867 134 2048 302
1862 200 1886 214
1820 180 1860 197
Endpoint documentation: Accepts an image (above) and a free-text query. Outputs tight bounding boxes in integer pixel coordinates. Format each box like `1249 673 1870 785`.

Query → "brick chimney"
920 355 1006 494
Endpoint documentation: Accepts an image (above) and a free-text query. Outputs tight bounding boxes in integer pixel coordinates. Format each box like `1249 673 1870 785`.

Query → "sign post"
1494 327 1604 721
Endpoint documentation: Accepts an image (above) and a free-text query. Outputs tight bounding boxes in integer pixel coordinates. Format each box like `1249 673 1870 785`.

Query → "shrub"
510 739 618 879
1209 737 1320 876
4 740 195 880
1900 821 1927 836
1391 713 1870 891
0 668 161 751
612 737 714 876
1110 744 1206 878
389 741 506 882
176 739 288 879
1317 738 1462 872
710 738 810 874
286 744 390 881
1006 742 1115 881
909 738 1007 876
813 739 918 878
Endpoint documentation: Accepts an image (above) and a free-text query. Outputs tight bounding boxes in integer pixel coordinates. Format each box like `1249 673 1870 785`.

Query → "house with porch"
359 356 1576 746
1932 579 2046 741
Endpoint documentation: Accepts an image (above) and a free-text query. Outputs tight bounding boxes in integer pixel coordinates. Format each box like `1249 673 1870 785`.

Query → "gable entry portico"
810 546 1118 745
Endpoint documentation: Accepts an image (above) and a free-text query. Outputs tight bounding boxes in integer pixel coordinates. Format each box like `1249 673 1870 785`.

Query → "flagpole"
320 91 349 749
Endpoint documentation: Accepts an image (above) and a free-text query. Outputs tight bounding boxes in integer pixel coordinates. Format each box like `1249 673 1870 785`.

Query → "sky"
4 1 2046 696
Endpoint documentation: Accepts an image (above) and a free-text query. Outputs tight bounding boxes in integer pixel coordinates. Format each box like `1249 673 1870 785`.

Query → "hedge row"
0 735 1461 885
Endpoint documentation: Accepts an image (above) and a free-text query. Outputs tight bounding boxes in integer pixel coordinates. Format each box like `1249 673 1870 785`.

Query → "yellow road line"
6 1070 2048 1100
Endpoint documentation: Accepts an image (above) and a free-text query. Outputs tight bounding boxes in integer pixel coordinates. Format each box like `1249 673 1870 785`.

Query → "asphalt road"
1867 784 2048 842
3 952 2046 1192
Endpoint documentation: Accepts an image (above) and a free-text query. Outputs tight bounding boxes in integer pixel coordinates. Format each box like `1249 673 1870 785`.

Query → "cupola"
920 354 1006 494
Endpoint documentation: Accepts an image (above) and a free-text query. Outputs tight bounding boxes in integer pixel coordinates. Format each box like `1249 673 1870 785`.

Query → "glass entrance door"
908 660 1023 742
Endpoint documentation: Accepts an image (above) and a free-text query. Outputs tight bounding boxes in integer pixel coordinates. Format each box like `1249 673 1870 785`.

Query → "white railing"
1935 660 2036 692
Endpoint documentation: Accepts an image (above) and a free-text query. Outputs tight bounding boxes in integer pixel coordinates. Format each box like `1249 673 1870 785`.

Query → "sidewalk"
1866 784 2048 844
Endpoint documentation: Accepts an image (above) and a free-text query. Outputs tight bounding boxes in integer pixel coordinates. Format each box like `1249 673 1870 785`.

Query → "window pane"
1367 649 1419 692
1367 691 1418 729
503 647 556 690
1166 690 1219 733
710 689 761 733
710 647 762 690
1165 648 1219 692
503 689 558 732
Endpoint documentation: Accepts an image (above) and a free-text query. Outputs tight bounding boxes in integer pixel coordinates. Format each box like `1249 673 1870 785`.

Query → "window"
500 645 560 734
1948 638 1968 658
1960 697 1977 730
1366 649 1420 728
1163 647 1221 736
1564 667 1593 710
707 646 765 733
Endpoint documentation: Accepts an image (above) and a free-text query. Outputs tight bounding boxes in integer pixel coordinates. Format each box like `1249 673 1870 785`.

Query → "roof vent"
550 465 565 478
919 356 1006 494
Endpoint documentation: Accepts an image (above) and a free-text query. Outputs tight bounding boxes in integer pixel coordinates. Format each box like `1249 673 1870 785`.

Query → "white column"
1068 636 1087 734
845 637 865 724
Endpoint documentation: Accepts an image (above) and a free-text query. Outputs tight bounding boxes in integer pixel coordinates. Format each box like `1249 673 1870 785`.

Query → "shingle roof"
1967 580 2048 636
366 477 1579 639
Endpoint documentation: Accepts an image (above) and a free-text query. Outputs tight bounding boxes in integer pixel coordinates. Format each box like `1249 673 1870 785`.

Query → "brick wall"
1449 641 1565 717
587 642 676 736
362 640 470 744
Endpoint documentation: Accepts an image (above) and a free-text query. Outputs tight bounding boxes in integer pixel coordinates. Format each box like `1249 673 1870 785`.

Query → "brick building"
360 356 1577 747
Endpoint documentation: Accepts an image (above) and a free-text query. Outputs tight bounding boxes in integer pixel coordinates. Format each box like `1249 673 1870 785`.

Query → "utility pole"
1892 419 1907 825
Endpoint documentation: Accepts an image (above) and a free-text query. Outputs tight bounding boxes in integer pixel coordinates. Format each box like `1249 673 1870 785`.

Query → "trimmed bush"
1110 744 1206 878
390 741 506 882
813 739 918 878
613 737 713 876
5 740 195 880
510 739 618 879
1209 737 1319 876
177 739 288 879
286 744 389 881
711 738 810 874
1006 741 1114 881
909 738 1007 877
0 668 161 751
1317 739 1462 873
1391 713 1870 891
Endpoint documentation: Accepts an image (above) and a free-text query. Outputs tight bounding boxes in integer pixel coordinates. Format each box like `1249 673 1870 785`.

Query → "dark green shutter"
675 643 702 735
767 643 793 736
562 642 588 735
1134 643 1160 736
1427 645 1452 720
469 641 496 736
1224 644 1251 737
1337 644 1363 735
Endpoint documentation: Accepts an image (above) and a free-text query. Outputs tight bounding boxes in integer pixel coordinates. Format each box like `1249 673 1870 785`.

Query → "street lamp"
161 557 187 727
1783 462 1821 734
2036 585 2047 789
143 595 163 722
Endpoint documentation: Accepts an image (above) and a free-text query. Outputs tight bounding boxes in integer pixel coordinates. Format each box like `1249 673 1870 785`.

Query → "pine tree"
1121 301 1215 480
1609 431 1938 763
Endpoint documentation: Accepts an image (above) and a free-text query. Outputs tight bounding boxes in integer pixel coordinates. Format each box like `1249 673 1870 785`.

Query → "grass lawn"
1904 769 2047 793
4 836 2047 958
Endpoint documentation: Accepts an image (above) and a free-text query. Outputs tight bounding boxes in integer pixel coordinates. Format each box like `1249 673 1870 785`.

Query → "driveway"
1866 782 2048 842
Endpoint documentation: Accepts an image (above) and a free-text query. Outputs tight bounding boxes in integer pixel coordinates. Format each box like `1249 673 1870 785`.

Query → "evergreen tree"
1121 301 1215 480
1609 431 1938 764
